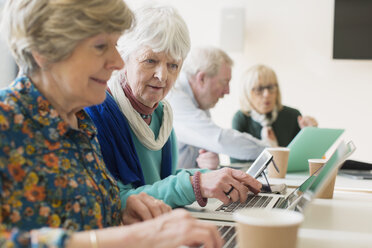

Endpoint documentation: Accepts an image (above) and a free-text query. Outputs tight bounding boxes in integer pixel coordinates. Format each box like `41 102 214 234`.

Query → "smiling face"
41 32 124 110
123 47 182 107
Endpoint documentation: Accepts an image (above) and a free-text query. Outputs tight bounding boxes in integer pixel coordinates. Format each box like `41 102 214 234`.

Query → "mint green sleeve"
119 131 198 209
118 169 196 209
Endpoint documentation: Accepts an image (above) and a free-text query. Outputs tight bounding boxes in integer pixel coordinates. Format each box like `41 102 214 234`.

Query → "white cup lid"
233 208 303 227
265 147 290 152
308 158 327 163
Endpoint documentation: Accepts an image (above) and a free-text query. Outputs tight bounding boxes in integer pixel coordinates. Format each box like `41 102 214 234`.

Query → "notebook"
185 140 355 222
286 127 344 172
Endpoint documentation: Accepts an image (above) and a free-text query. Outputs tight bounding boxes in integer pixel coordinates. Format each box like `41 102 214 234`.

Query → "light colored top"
118 105 198 208
167 73 268 169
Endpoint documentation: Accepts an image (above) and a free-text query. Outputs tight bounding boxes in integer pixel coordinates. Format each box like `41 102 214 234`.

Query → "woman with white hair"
231 64 318 163
86 5 262 210
0 0 222 247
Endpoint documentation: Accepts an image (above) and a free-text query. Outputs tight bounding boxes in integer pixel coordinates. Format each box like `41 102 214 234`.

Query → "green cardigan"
231 106 301 163
118 105 198 208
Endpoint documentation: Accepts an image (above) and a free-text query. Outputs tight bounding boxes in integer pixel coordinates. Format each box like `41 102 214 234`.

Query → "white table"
199 167 372 247
267 171 372 193
298 191 372 248
233 171 372 247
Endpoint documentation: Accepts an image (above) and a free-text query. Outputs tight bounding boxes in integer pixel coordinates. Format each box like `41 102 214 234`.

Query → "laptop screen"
281 171 318 209
287 127 344 172
294 141 356 211
307 141 355 195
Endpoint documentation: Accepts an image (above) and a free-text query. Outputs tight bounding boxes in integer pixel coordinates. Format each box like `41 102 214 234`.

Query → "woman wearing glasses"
231 64 317 163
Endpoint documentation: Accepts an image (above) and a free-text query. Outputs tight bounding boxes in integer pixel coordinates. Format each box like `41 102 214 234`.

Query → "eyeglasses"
252 84 278 95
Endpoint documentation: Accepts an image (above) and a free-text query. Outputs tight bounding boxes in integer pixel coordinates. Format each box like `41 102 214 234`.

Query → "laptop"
185 140 356 222
339 159 372 180
294 140 356 211
287 127 344 172
201 220 237 248
339 170 372 180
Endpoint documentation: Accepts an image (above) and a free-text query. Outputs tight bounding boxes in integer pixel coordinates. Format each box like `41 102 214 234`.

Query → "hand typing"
122 192 171 225
197 167 262 205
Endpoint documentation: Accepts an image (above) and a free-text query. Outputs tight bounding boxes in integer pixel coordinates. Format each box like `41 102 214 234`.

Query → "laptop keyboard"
218 225 237 248
215 194 273 212
195 195 283 248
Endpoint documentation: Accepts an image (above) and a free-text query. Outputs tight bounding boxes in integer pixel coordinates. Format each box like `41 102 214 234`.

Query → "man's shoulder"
167 86 191 101
167 74 195 106
167 88 198 113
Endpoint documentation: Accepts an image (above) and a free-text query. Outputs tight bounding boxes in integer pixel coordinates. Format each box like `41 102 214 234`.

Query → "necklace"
140 113 152 119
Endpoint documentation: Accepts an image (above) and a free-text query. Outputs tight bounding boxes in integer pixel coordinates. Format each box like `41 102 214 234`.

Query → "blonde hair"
183 46 234 80
239 64 282 114
1 0 133 75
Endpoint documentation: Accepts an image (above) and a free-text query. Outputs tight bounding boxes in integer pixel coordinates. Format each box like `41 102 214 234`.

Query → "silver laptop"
294 140 356 212
186 140 356 222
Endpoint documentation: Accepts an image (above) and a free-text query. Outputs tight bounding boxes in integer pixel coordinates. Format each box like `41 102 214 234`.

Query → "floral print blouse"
0 76 122 247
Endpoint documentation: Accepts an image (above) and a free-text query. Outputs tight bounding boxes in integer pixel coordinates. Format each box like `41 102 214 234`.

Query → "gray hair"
1 0 133 75
117 5 190 62
182 46 234 80
239 64 283 114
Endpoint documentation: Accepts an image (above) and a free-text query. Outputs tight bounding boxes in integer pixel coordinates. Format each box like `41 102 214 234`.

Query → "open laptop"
294 140 356 211
185 140 356 222
287 127 344 172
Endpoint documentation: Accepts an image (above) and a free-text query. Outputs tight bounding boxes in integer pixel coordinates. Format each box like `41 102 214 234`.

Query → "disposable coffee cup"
308 159 337 199
233 208 303 248
266 147 290 178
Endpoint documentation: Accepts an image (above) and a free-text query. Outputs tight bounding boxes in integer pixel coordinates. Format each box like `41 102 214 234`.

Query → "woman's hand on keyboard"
122 192 172 225
126 209 223 248
198 167 262 205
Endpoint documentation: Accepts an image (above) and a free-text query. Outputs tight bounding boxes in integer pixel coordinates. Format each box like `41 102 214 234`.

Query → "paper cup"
233 208 303 248
266 147 290 178
308 159 337 199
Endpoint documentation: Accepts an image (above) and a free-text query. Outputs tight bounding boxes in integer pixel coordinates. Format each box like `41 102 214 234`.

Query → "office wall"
127 0 372 162
0 41 15 88
0 4 17 88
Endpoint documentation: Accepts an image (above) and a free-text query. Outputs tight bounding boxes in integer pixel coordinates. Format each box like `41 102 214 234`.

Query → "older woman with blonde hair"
0 0 222 247
86 5 262 211
231 64 318 163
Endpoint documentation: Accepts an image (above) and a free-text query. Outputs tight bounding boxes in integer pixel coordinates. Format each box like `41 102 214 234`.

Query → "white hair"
182 46 234 80
117 5 190 62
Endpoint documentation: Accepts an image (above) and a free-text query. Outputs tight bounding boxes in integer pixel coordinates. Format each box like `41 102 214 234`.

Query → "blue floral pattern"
0 76 122 247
